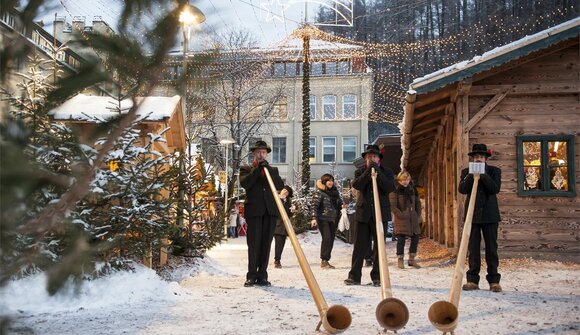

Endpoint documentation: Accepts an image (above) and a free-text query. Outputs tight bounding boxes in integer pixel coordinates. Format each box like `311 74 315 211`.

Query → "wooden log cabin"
400 18 579 261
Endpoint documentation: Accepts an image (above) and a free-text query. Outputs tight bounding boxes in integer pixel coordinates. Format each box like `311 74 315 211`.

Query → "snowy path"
3 231 580 334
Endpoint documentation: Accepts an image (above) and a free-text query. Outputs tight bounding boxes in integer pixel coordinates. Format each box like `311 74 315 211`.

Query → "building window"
516 135 575 196
343 95 357 119
285 63 296 77
325 62 337 75
309 137 316 163
248 137 262 163
337 60 350 74
309 95 316 120
272 137 286 163
322 137 336 163
311 62 323 76
322 95 336 120
273 62 285 77
273 96 287 120
342 137 357 162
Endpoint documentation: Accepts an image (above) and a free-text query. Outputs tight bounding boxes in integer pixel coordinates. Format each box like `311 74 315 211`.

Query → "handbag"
338 208 350 232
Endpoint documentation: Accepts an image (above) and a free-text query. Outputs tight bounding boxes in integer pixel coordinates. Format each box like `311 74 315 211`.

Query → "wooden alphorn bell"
428 174 480 335
371 168 410 332
263 168 352 333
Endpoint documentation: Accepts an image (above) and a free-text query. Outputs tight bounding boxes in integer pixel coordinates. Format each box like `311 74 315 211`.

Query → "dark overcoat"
352 164 395 223
458 164 501 224
239 162 284 218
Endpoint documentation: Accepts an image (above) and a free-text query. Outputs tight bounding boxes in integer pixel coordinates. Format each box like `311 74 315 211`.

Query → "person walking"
273 185 294 268
459 143 503 293
311 174 342 269
344 144 395 286
390 171 422 269
239 140 284 287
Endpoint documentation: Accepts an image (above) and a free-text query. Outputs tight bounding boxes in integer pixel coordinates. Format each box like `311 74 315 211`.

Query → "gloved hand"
258 160 270 168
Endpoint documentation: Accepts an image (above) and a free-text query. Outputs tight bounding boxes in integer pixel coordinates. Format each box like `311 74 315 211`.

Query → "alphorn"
428 174 480 334
371 168 409 331
263 168 352 333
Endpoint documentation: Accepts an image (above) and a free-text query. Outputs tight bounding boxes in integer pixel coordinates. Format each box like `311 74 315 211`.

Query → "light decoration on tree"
55 0 575 124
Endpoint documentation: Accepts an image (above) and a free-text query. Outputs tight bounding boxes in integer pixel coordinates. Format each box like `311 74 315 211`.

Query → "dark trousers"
395 234 419 255
273 234 287 262
348 220 380 282
246 215 276 281
318 220 337 261
467 222 501 284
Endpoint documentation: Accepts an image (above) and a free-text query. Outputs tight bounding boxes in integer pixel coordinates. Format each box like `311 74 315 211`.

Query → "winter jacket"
239 160 284 218
390 184 421 236
274 197 293 236
311 180 342 223
458 164 501 224
352 164 395 223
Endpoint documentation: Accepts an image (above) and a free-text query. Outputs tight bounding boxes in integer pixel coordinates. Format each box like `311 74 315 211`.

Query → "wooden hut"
400 18 579 261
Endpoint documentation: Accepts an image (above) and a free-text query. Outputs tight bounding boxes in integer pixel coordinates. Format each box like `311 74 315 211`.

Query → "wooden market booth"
400 18 579 261
50 94 187 266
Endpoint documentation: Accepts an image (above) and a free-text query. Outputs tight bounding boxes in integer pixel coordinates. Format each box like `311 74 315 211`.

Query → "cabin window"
516 135 575 197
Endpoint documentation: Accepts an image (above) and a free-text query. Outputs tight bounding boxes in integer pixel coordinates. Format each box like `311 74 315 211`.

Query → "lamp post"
179 3 205 158
220 138 236 239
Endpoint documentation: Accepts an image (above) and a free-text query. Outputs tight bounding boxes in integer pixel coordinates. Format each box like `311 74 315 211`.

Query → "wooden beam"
464 90 509 133
411 124 440 139
469 82 579 96
413 86 455 109
413 103 448 120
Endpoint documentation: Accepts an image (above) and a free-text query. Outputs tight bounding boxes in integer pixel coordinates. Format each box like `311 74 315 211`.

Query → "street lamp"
220 138 236 239
179 3 205 158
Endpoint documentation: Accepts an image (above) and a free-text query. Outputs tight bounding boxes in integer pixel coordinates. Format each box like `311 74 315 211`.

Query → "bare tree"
190 28 286 209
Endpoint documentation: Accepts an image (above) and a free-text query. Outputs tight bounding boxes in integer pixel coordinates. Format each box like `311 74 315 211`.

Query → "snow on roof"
49 94 181 122
411 17 580 90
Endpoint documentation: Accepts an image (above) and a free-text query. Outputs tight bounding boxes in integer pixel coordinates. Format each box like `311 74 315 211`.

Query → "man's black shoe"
244 279 255 287
372 280 381 287
255 279 271 287
344 278 361 286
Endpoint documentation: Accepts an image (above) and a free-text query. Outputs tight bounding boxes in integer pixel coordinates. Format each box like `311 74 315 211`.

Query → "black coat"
458 164 501 224
311 180 342 223
352 164 395 223
240 162 284 218
274 198 293 236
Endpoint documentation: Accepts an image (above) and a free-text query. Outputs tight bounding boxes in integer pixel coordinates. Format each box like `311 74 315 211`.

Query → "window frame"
322 95 336 120
342 137 357 163
309 95 316 120
516 134 576 197
322 137 337 163
272 137 287 164
309 136 316 163
342 94 357 119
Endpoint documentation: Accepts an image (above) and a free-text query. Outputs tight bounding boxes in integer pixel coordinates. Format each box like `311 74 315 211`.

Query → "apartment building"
157 35 372 188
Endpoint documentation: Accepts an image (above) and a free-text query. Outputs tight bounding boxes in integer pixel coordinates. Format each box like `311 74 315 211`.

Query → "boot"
274 260 281 268
321 260 335 269
397 255 404 269
408 253 421 269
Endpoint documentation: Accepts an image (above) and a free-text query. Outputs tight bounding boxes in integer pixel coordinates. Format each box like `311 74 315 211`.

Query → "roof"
50 94 181 122
410 18 580 94
400 19 580 182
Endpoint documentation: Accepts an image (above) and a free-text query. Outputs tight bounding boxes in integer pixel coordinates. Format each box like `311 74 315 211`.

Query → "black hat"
468 143 492 157
283 185 294 198
362 144 383 159
250 140 271 153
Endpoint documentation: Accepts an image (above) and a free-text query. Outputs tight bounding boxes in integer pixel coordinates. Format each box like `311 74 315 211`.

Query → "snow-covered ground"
2 232 579 334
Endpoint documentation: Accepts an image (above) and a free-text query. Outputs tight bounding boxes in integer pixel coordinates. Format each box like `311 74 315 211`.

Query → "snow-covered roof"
410 17 580 93
50 94 181 122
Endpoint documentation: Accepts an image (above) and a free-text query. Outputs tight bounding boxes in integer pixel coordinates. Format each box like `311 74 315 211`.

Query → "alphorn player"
459 143 503 293
344 144 395 286
240 140 284 287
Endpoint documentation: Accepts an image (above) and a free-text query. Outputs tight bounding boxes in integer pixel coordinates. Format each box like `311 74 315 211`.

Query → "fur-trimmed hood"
316 179 326 191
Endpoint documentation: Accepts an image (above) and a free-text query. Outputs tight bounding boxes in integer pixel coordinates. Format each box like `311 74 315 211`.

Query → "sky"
33 0 344 48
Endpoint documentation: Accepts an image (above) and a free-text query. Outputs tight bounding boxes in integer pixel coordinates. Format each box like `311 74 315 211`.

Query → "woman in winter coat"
311 174 342 269
273 185 294 268
390 171 422 269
